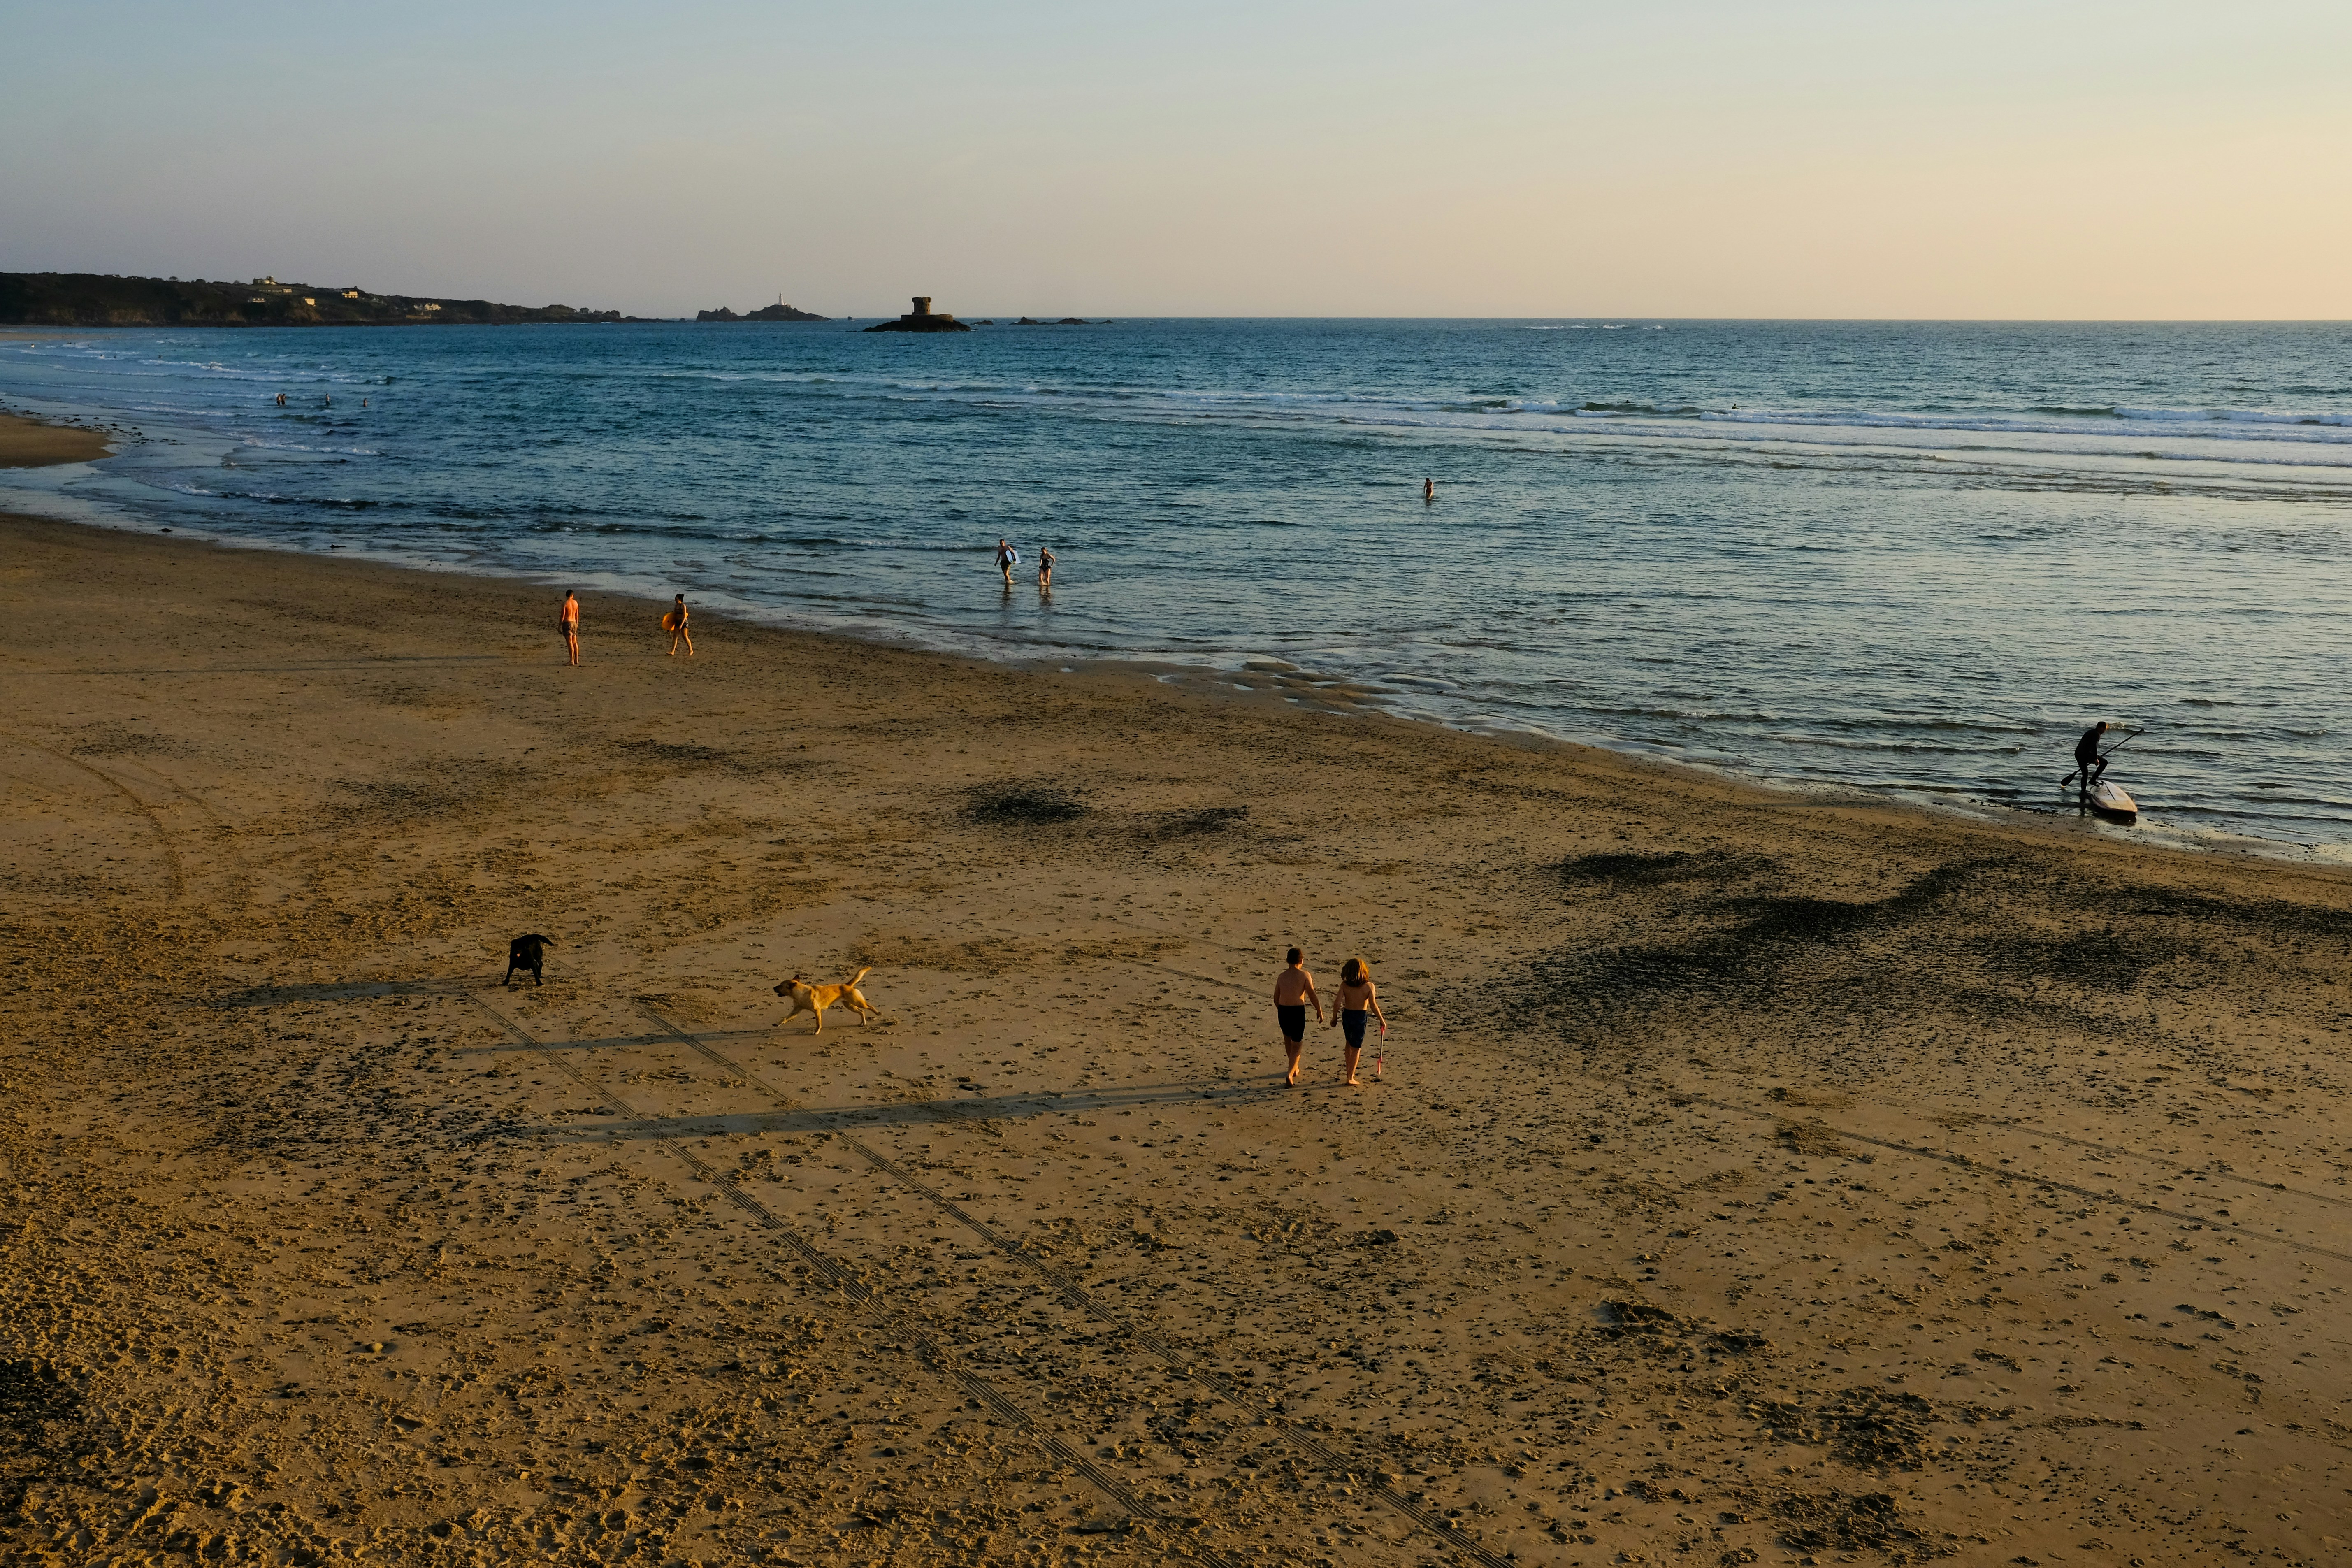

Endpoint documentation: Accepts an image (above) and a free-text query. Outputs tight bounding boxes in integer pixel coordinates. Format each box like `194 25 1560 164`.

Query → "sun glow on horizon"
2 0 2345 320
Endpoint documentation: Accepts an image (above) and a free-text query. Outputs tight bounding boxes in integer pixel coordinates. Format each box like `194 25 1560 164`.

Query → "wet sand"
2 502 2348 1568
0 409 111 467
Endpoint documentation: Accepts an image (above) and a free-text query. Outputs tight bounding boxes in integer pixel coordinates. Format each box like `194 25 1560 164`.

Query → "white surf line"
1682 1092 2352 1268
636 1001 1528 1568
463 992 1244 1567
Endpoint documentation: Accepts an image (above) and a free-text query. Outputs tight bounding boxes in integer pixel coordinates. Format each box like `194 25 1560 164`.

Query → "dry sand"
2 500 2348 1568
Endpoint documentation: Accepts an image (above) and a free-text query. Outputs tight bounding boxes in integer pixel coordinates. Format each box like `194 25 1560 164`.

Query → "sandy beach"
0 407 112 468
3 497 2349 1568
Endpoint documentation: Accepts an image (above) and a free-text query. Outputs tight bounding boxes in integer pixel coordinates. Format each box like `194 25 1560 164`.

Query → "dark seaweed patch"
967 782 1087 826
0 1359 100 1516
1150 805 1248 839
327 762 527 826
1766 1488 1949 1559
1591 1301 1771 1360
613 737 783 778
1507 855 2211 1050
1976 925 2178 990
1745 1387 1938 1471
1561 850 1769 887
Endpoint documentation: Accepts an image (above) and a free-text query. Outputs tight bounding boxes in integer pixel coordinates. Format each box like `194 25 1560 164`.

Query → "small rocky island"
696 297 827 322
864 297 971 334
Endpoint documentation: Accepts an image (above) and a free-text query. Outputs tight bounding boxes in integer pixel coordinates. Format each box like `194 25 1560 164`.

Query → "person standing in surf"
2073 721 2108 785
1038 546 1056 589
1272 948 1325 1086
995 538 1019 588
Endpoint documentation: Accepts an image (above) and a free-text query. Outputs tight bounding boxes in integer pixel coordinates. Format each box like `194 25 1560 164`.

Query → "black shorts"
1342 1010 1368 1048
1277 1004 1307 1043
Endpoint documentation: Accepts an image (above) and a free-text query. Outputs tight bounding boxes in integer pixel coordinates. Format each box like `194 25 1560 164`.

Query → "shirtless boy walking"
1273 948 1325 1086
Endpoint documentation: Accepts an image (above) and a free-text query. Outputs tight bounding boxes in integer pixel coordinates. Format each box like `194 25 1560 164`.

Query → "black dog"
504 934 555 987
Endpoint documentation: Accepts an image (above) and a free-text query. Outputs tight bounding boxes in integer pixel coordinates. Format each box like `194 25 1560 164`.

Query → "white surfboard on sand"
2088 778 2137 819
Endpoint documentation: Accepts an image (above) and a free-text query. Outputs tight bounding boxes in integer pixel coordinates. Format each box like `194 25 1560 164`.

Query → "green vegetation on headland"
0 273 630 327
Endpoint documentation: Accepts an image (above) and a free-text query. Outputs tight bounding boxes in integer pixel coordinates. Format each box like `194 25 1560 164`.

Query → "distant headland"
864 297 971 334
0 273 630 328
696 297 827 323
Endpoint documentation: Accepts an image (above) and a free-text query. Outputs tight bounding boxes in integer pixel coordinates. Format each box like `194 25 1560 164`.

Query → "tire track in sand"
635 1001 1525 1568
463 991 1249 1568
1684 1092 2352 1267
2 729 186 899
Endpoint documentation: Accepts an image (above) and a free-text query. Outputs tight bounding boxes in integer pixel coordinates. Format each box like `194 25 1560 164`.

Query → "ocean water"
4 318 2349 857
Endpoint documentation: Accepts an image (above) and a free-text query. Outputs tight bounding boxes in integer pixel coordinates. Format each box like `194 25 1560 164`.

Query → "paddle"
2060 727 2143 788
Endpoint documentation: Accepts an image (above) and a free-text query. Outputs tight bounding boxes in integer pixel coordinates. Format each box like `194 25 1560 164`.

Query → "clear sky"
4 0 2345 318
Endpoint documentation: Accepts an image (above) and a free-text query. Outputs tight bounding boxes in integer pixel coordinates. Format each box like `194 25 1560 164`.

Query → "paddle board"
2087 778 2137 820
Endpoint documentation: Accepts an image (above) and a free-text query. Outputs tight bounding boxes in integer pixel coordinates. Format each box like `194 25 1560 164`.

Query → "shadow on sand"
539 1078 1278 1144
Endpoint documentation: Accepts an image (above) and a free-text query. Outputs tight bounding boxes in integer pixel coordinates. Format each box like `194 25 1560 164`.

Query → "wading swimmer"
1423 476 1435 503
560 590 581 667
1273 948 1325 1086
1038 546 1056 589
665 593 694 657
996 538 1019 588
1326 956 1387 1087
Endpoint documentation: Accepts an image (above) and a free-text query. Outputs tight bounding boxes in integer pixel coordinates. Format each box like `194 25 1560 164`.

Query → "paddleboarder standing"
2072 721 2109 785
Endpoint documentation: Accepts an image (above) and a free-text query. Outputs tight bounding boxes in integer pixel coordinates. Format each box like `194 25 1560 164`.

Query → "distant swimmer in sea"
665 593 694 657
1423 476 1435 503
1326 956 1387 1087
560 590 581 667
275 392 286 407
1038 546 1056 589
323 394 331 408
2070 720 2109 785
995 538 1019 588
1272 947 1325 1087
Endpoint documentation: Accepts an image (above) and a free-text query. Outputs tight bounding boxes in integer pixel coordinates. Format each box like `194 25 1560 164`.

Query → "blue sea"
4 318 2348 858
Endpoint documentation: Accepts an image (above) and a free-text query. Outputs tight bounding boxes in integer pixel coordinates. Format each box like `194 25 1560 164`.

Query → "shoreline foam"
6 322 2349 852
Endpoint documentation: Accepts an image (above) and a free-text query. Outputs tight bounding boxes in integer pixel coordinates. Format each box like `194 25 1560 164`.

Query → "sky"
3 0 2347 319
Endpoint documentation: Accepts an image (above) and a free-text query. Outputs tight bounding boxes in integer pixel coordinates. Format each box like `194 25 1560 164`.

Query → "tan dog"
772 966 878 1034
